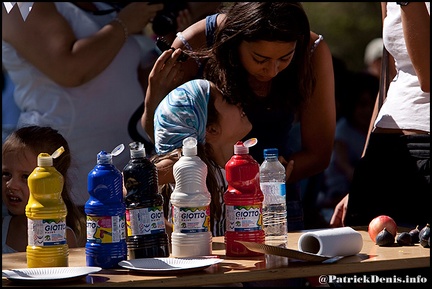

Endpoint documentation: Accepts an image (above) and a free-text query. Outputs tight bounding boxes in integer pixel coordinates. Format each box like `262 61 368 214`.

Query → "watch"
396 2 409 6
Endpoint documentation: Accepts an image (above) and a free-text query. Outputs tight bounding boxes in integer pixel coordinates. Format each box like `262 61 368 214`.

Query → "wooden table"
2 227 430 287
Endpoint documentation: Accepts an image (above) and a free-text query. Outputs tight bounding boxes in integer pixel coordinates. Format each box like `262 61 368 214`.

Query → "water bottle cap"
37 146 65 166
129 141 146 158
182 136 197 156
263 148 279 158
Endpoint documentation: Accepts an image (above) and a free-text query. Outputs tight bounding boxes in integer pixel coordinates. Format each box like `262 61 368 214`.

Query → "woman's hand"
142 48 186 141
329 194 349 227
279 157 295 181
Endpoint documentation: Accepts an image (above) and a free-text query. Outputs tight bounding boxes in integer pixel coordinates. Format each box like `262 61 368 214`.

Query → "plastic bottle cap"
244 138 258 148
37 146 65 166
97 151 112 164
129 141 146 158
182 136 197 156
234 141 248 154
97 144 124 164
37 153 53 166
263 148 279 158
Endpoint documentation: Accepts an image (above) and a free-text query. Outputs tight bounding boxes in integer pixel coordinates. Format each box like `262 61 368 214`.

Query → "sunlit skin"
209 83 252 149
2 148 78 251
239 40 296 83
155 82 252 186
145 11 335 186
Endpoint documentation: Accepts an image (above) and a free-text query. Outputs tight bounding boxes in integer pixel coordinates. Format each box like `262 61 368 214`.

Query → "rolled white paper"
298 227 363 257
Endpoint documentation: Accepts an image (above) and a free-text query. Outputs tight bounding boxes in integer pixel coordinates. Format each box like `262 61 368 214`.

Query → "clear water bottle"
170 136 212 257
260 148 287 248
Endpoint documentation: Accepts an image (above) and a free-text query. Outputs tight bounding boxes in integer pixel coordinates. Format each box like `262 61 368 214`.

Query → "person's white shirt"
2 3 157 205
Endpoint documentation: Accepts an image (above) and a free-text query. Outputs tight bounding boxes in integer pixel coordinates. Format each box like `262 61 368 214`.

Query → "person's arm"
399 2 430 92
141 49 187 142
329 194 348 227
287 34 336 184
155 157 176 185
142 18 208 141
330 3 430 228
1 2 163 87
66 227 79 248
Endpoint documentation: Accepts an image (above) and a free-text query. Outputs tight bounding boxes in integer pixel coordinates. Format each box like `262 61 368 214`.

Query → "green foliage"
302 2 382 72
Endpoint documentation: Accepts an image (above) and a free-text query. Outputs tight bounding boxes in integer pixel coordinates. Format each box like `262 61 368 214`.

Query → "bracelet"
112 18 128 42
176 32 193 51
176 32 201 66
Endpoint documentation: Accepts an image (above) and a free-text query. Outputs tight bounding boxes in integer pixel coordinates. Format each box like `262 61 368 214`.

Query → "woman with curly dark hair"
143 2 335 232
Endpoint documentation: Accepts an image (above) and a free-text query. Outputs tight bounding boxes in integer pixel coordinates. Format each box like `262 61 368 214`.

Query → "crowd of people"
2 4 429 285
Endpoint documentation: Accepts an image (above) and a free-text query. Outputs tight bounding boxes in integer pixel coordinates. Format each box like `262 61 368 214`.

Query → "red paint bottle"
224 139 264 257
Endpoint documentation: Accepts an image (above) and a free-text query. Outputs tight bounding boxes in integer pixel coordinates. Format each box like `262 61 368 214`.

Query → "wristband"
113 18 128 42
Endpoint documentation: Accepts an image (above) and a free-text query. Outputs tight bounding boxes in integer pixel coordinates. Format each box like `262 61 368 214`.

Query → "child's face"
2 149 37 216
213 88 252 143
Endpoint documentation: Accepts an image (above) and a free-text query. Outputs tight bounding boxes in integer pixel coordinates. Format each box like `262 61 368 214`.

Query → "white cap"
364 38 383 66
129 141 146 158
182 136 198 156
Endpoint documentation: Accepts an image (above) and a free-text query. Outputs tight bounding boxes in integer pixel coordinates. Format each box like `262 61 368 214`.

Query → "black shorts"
345 133 430 228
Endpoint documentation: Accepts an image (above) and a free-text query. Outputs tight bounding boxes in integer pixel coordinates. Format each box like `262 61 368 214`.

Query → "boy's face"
2 149 37 216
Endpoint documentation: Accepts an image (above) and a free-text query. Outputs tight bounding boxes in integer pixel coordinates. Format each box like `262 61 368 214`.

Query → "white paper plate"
118 257 223 274
2 266 102 282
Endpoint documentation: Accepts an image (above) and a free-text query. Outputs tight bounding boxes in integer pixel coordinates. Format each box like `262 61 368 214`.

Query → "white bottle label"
126 206 166 236
28 218 67 246
225 205 262 232
86 215 126 243
172 206 210 233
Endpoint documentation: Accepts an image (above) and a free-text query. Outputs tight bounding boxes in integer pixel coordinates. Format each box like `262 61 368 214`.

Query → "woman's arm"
399 2 430 92
288 35 336 184
142 18 208 140
66 228 79 248
1 2 162 87
142 49 186 141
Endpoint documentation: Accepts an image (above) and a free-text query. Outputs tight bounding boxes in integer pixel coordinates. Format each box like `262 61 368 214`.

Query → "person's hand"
117 2 164 35
329 194 349 227
142 48 185 140
278 156 294 180
146 48 185 108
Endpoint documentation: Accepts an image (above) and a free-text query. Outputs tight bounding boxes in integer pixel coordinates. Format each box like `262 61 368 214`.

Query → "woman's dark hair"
152 89 224 235
2 126 86 246
204 2 314 113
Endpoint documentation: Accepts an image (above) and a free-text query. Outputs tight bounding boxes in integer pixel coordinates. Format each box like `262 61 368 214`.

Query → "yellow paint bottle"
26 147 69 268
